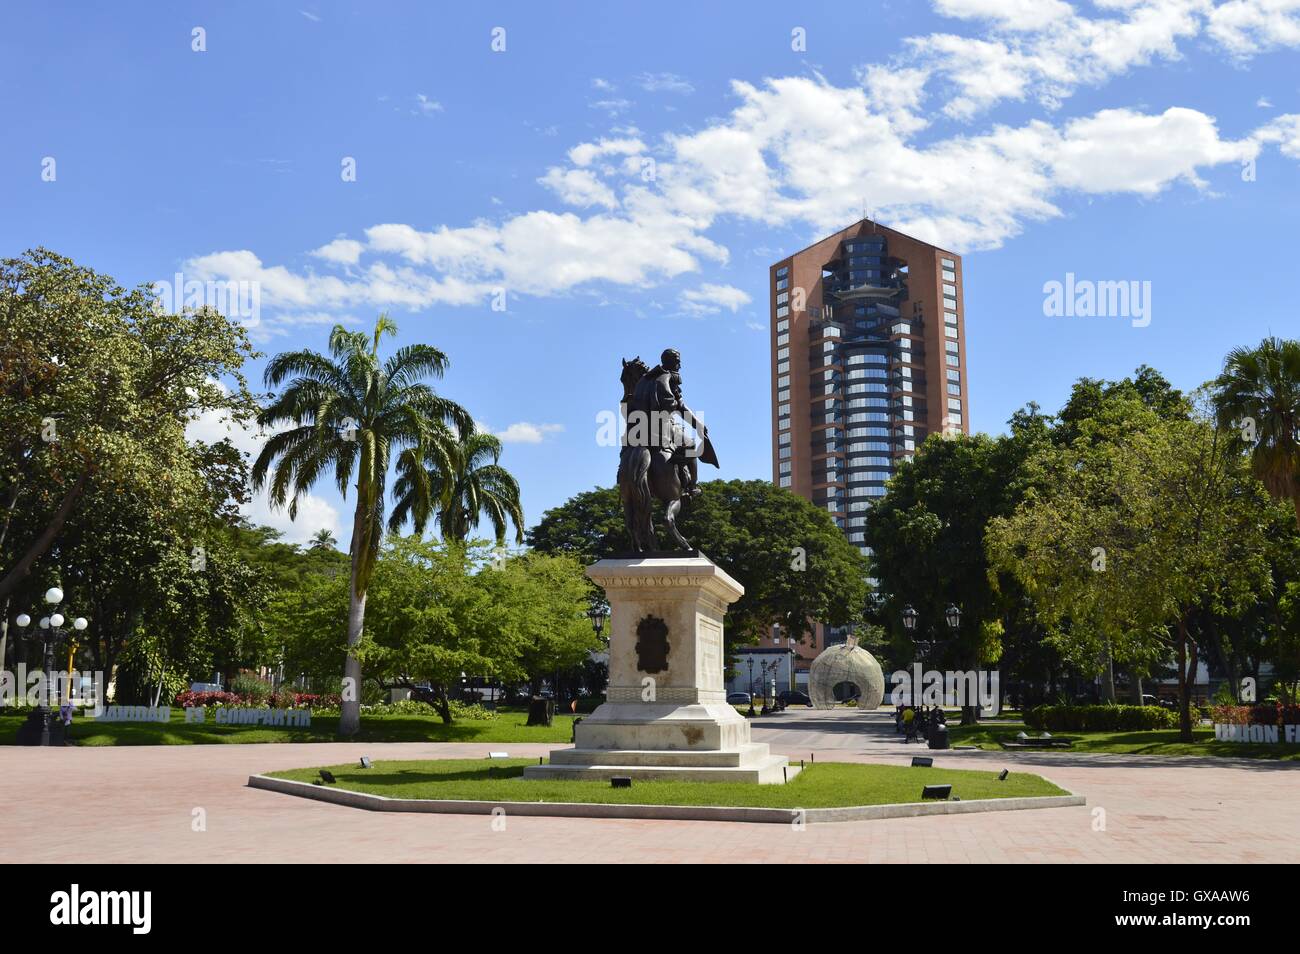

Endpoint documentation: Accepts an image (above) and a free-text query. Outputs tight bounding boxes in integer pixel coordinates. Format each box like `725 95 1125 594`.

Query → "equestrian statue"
617 348 718 552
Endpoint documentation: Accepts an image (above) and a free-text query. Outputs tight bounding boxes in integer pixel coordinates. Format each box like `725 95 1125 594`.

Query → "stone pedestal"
524 554 798 785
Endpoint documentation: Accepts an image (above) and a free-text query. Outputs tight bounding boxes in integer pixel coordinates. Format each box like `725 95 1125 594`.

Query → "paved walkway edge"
247 774 1085 824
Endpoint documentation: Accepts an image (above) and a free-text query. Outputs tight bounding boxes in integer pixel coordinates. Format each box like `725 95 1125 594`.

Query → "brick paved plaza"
6 709 1296 864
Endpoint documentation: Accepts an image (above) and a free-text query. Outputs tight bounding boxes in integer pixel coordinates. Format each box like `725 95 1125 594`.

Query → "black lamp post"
586 602 609 643
746 656 756 717
14 587 87 747
901 605 924 707
900 603 963 709
759 658 781 712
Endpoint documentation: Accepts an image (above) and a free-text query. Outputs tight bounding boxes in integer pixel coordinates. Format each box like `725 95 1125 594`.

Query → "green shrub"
229 674 273 705
1024 704 1177 731
383 699 438 716
449 700 498 721
378 698 499 720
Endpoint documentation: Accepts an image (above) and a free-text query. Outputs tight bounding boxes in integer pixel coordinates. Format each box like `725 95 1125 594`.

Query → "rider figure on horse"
628 348 711 497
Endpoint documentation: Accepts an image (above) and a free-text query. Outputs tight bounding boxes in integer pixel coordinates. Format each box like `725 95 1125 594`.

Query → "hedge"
1024 704 1177 732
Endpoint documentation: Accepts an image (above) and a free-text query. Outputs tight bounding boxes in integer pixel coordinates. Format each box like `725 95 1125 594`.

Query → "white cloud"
638 72 695 95
1254 113 1300 159
934 0 1074 31
184 248 485 333
310 238 365 266
680 283 752 315
538 167 619 208
568 137 645 167
1046 107 1257 193
902 0 1210 120
488 422 564 444
1208 0 1300 57
590 98 633 116
184 8 1300 333
414 93 443 116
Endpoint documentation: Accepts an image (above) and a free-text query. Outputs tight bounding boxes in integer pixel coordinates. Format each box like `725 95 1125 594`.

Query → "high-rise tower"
771 218 968 651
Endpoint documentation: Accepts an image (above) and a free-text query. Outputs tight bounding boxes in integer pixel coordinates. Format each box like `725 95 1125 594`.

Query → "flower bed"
172 690 339 709
1211 704 1300 727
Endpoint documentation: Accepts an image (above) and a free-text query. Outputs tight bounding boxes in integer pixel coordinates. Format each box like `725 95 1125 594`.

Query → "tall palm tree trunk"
340 495 368 737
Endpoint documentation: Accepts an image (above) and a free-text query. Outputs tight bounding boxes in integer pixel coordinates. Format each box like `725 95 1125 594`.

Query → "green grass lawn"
266 758 1067 807
946 723 1300 760
0 710 576 746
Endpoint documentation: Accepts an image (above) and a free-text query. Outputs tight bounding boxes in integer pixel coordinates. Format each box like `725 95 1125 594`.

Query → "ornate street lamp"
902 604 931 708
586 602 610 641
14 587 87 746
945 603 962 631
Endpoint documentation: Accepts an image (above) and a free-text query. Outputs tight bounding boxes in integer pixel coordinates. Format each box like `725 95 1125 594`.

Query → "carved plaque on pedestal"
635 615 670 673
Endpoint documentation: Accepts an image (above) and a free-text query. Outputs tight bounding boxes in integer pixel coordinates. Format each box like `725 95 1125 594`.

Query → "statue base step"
523 754 798 785
525 700 799 785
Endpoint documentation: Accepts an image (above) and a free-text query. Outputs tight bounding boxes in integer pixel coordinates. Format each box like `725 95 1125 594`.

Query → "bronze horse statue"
617 353 717 552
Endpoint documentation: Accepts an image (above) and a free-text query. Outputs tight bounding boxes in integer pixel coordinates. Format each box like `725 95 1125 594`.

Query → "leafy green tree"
863 422 1046 723
253 315 472 736
988 402 1273 739
1054 365 1189 447
0 249 255 602
392 425 523 545
228 524 348 589
356 538 513 722
478 550 597 692
1212 336 1300 530
528 480 869 647
266 568 351 690
525 486 628 562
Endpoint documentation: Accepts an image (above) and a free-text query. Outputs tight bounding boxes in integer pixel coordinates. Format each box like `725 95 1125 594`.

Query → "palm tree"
391 424 524 545
1213 336 1300 529
308 528 337 551
253 314 471 736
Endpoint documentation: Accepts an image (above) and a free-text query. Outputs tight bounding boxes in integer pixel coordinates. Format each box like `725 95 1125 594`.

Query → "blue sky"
4 1 1300 545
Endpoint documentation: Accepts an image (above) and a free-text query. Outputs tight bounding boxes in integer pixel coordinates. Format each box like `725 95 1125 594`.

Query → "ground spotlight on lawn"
359 757 372 769
999 769 1009 780
911 756 934 767
921 784 952 800
319 770 336 785
611 777 632 789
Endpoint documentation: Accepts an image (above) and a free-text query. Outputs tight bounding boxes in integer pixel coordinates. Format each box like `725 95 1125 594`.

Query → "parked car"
779 690 812 707
726 692 752 706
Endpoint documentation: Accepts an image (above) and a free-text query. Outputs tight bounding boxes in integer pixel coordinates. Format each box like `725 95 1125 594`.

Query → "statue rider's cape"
628 365 718 468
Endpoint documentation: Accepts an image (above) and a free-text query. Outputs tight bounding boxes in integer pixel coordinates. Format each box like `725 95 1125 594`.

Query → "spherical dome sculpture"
808 642 885 710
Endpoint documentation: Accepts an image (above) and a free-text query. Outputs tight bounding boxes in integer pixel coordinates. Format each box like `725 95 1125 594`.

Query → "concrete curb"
247 773 1085 824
